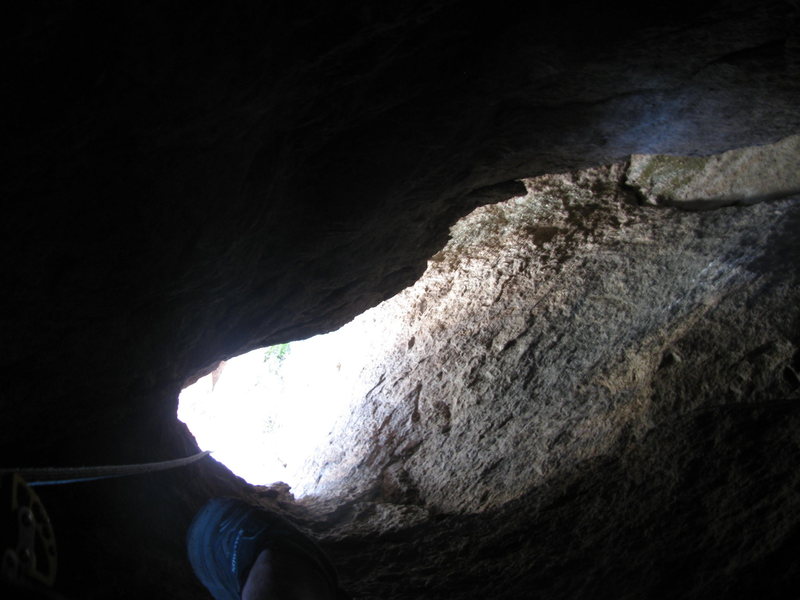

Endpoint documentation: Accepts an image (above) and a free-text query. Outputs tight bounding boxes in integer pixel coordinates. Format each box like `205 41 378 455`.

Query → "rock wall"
322 400 800 599
298 140 800 516
303 142 800 599
628 134 800 208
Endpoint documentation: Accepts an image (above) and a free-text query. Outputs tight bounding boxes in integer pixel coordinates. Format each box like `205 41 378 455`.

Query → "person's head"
242 548 338 600
187 498 349 600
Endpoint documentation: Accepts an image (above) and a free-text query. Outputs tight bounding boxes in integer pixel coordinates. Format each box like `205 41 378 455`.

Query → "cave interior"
3 1 800 599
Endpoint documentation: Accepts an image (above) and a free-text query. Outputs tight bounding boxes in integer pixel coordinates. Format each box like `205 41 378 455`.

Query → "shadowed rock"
3 2 800 598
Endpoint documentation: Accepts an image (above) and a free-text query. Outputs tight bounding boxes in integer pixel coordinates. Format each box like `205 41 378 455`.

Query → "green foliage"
263 342 291 363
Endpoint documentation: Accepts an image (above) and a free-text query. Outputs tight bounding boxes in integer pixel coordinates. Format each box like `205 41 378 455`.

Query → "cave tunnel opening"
178 301 398 498
178 137 800 513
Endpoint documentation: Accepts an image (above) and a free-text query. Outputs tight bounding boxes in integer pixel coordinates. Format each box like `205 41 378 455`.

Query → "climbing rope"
0 450 212 486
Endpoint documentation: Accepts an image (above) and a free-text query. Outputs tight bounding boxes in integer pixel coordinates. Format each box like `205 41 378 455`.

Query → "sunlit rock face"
628 135 800 209
296 139 800 516
311 142 800 599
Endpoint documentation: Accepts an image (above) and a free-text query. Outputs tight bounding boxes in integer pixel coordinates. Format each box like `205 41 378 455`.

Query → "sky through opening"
177 314 389 497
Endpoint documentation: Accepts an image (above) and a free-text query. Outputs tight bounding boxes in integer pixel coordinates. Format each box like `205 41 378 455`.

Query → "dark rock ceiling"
2 1 799 598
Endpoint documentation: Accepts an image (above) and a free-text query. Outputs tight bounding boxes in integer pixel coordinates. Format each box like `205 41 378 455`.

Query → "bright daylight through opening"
178 307 391 498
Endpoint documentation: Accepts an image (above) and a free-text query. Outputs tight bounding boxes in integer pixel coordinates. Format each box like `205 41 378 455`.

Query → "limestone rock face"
299 158 800 516
323 401 800 600
301 150 800 599
627 134 800 208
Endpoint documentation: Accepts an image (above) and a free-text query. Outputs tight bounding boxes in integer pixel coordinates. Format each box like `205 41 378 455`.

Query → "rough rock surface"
321 400 800 600
627 134 800 208
297 148 800 599
2 1 800 599
298 157 800 515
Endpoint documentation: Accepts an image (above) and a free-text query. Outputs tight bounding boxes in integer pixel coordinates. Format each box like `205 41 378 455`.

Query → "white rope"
0 450 212 486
